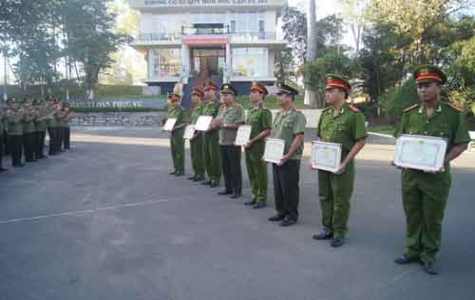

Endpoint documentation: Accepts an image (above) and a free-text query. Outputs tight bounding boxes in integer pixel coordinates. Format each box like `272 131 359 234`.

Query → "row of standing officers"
165 65 470 275
0 97 75 171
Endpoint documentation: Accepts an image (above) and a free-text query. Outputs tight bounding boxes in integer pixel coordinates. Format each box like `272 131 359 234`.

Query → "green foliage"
380 78 419 123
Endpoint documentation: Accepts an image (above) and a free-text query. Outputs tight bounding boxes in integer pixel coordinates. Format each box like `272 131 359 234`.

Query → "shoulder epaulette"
322 106 332 112
403 104 419 113
349 105 360 113
447 103 464 112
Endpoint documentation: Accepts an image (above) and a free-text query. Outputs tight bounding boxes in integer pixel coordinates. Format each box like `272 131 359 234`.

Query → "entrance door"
190 48 225 80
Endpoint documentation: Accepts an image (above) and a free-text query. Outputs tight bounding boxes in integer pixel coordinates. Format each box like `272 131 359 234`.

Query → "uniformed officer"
62 102 75 150
394 65 470 275
244 82 272 208
268 82 306 227
188 87 206 182
313 74 367 247
0 101 7 171
166 83 189 176
47 98 60 156
22 98 39 162
213 83 245 198
34 99 50 159
201 81 222 187
5 98 25 167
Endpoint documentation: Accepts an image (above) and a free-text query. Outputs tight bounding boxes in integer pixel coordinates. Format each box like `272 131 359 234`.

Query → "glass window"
151 49 180 78
230 20 236 33
232 48 268 77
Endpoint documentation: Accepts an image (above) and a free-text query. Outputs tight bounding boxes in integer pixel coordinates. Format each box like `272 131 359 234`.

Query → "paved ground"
1 127 474 300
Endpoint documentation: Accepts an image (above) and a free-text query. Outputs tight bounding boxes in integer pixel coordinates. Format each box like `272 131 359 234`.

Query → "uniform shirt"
23 107 37 133
317 103 368 157
167 105 189 132
397 101 470 154
191 104 205 125
271 107 306 160
35 105 48 132
216 102 245 145
47 106 58 128
201 100 221 134
246 103 272 154
6 108 24 136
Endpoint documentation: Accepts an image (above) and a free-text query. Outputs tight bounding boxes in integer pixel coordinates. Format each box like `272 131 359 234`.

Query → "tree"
281 5 307 66
340 0 369 55
304 0 317 106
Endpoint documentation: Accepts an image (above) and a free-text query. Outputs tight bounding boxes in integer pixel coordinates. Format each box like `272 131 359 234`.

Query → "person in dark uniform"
394 65 471 275
22 98 38 162
214 84 245 198
5 99 25 167
0 102 7 171
62 103 75 150
34 99 50 159
268 83 306 227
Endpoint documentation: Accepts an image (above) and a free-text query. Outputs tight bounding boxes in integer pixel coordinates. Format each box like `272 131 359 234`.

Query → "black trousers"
36 131 46 157
63 127 70 149
2 131 8 155
272 159 301 221
220 145 242 195
23 132 37 161
8 135 23 166
58 127 65 152
48 127 58 155
0 135 4 168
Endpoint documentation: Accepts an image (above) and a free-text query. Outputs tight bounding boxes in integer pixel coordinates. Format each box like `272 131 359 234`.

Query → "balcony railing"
132 31 278 43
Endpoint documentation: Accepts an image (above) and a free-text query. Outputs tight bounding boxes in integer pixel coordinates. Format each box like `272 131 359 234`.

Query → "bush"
380 79 418 123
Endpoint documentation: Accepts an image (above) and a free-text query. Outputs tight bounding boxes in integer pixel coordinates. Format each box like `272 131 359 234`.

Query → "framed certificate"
194 116 213 131
183 125 195 140
310 141 342 172
394 134 447 171
234 125 252 146
163 118 177 131
263 138 285 164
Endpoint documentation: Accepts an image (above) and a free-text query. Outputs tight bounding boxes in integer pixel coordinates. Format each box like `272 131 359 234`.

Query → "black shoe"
313 229 333 240
244 200 256 206
26 159 38 162
268 214 285 222
422 261 439 275
169 171 177 175
0 167 7 172
38 155 48 159
230 193 241 199
209 182 219 188
194 175 205 182
201 181 211 186
13 163 25 168
279 217 297 227
394 254 418 265
174 172 184 177
187 175 196 180
330 237 345 248
218 190 232 195
253 202 266 209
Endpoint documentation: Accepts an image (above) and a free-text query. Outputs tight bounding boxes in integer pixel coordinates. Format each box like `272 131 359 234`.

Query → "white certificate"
310 141 342 173
183 125 195 140
263 138 285 164
163 118 177 131
234 125 252 146
194 116 213 131
394 134 447 171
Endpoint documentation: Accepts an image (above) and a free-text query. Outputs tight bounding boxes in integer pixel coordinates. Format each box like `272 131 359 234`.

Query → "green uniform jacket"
6 108 24 136
167 105 189 133
36 105 50 132
202 100 221 131
23 107 37 133
317 103 368 158
191 104 205 125
271 107 306 160
246 104 272 155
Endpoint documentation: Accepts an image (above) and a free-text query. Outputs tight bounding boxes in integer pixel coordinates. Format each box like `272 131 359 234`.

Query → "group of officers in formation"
165 64 471 275
0 97 75 171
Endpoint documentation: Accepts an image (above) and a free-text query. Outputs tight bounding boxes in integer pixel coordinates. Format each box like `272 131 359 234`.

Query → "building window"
232 48 268 77
151 49 180 78
230 20 236 33
259 20 265 32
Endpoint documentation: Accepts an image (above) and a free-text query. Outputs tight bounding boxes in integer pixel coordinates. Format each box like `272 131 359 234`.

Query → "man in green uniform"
188 87 206 182
213 83 245 198
268 82 306 227
5 99 25 167
394 65 470 275
201 81 222 187
34 99 51 158
166 84 189 176
22 99 39 162
47 98 60 156
62 103 75 150
313 75 367 247
244 82 272 208
0 101 7 171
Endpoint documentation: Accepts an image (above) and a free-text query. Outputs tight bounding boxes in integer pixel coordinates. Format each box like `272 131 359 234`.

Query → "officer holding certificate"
166 84 189 176
201 82 222 188
313 75 367 248
244 82 272 209
188 87 206 182
394 65 470 275
268 82 306 227
213 84 245 198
